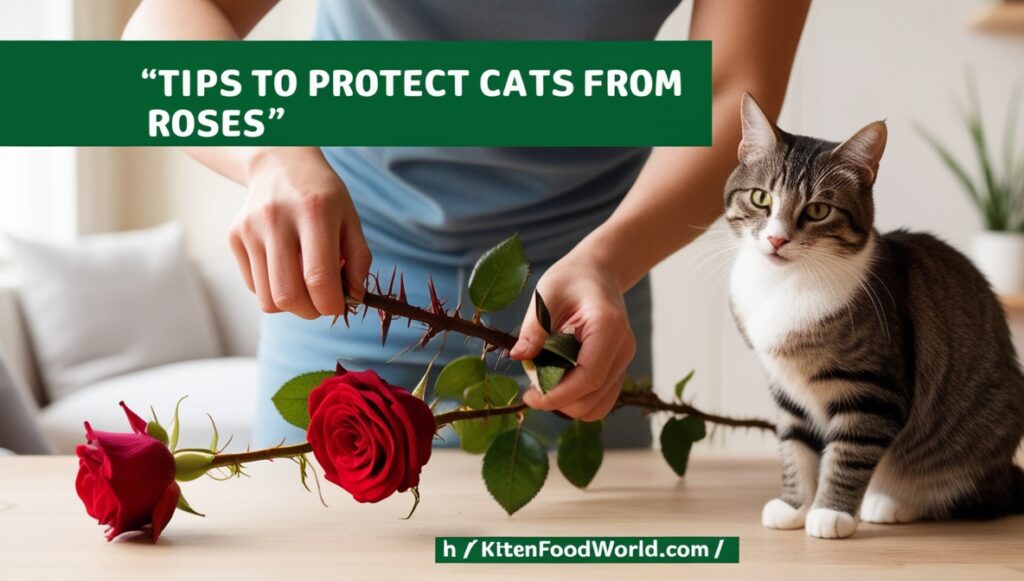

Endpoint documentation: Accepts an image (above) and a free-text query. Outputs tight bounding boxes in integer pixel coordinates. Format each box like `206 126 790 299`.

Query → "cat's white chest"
728 241 872 352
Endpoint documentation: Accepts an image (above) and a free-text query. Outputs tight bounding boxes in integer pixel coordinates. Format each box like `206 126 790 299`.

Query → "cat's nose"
767 236 789 251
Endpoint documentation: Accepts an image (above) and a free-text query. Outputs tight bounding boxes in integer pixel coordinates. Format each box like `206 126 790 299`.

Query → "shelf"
970 1 1024 33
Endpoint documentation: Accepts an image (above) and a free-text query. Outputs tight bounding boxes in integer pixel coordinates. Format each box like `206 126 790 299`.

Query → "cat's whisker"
689 243 740 278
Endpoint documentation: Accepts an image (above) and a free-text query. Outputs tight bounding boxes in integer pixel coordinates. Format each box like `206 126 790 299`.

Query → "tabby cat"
725 94 1024 539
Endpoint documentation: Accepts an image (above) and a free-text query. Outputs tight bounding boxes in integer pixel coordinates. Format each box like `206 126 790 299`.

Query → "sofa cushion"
38 357 257 454
10 223 222 401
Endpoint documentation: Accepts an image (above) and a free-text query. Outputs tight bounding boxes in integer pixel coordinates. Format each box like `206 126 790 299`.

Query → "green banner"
435 536 739 563
0 41 711 146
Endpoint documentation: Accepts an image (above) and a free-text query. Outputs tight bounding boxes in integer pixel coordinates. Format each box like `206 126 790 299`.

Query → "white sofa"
0 262 262 453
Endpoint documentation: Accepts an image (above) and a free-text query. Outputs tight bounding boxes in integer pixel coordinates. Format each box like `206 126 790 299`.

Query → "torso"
313 0 684 266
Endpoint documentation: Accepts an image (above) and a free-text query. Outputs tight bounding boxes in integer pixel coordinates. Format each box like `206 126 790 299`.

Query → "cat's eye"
750 189 772 208
804 202 832 221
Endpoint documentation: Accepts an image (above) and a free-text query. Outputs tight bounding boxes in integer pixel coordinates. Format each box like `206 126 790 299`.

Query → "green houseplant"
916 72 1024 293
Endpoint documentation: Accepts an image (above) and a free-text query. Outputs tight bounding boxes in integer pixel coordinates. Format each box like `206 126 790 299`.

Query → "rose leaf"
536 366 566 394
482 429 549 515
659 416 707 477
557 420 604 489
674 369 695 401
534 290 552 334
434 355 486 401
453 414 517 454
468 233 531 312
272 370 334 430
464 375 520 409
539 332 580 366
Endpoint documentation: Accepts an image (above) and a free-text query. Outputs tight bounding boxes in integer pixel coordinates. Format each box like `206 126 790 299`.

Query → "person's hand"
228 147 371 319
509 253 636 421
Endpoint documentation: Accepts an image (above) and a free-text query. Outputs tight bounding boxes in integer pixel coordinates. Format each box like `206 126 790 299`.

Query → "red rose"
307 369 435 503
75 402 180 542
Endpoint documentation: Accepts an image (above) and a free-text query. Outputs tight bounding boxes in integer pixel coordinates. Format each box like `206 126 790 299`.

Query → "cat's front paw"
762 498 807 530
805 508 857 539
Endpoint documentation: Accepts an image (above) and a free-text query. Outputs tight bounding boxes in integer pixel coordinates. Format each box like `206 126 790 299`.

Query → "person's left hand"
509 254 636 421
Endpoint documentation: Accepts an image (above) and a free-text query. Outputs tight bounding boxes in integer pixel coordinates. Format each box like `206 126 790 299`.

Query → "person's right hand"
228 147 371 320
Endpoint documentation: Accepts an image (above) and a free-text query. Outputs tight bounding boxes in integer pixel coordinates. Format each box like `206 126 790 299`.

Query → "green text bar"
435 536 739 563
0 41 711 146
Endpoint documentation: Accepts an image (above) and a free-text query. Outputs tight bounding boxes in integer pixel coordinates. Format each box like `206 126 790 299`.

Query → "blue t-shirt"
315 0 683 266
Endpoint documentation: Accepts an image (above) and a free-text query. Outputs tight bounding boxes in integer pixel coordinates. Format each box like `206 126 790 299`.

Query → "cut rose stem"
210 443 313 468
207 391 775 468
433 394 775 431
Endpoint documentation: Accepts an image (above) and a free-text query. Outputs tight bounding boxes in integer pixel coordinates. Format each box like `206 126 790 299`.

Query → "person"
124 0 810 448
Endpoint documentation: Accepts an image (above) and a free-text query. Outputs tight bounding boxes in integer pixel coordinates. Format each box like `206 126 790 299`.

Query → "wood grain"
1 451 1022 580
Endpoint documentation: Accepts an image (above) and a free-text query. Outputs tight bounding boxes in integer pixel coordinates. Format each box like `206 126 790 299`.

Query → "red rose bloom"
307 369 435 503
75 402 180 542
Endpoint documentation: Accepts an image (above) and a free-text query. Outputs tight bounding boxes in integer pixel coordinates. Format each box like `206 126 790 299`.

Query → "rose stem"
359 291 518 351
433 393 775 431
210 442 313 468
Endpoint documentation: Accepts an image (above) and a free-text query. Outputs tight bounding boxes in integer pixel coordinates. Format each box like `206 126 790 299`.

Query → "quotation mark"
141 68 158 79
268 107 285 120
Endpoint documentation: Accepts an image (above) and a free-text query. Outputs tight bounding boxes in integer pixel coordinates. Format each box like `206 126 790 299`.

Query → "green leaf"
557 420 604 489
207 414 219 452
531 332 580 395
272 370 334 430
482 428 549 515
540 332 580 366
453 414 516 454
534 290 552 334
176 493 205 517
468 233 531 312
537 366 567 394
435 355 486 401
660 416 707 477
914 122 985 218
169 396 187 452
464 375 520 409
674 370 695 401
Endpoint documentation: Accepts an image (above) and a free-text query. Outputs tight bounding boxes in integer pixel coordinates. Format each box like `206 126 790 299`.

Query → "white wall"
17 0 1020 452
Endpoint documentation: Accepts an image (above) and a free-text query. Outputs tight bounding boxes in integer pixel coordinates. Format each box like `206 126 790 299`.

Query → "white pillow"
10 223 222 401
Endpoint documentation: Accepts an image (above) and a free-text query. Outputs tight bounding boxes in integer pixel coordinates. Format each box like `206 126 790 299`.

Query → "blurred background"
1 0 1022 455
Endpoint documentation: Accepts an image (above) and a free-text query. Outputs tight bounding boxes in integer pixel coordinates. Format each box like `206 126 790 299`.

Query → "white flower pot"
972 231 1024 295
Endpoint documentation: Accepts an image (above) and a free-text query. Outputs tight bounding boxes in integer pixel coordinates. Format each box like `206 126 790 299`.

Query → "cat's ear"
738 93 779 163
831 121 888 184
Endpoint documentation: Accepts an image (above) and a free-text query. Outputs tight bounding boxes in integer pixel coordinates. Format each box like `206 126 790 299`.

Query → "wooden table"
1 451 1023 580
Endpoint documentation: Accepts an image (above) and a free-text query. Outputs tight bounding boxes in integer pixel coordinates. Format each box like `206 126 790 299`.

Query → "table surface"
1 450 1023 580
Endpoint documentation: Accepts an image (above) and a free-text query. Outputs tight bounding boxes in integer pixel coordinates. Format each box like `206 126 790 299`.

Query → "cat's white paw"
762 498 807 530
860 492 918 524
805 508 857 539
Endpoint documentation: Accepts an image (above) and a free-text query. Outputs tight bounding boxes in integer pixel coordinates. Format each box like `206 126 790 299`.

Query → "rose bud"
307 369 435 503
75 402 180 542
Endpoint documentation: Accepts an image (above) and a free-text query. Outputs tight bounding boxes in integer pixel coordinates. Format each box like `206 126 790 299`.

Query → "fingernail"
510 338 529 357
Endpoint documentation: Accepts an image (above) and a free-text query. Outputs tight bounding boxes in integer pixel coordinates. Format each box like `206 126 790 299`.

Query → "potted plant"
917 73 1024 294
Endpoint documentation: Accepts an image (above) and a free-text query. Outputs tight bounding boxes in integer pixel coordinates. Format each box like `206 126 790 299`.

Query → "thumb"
510 294 548 360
